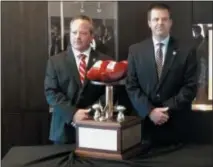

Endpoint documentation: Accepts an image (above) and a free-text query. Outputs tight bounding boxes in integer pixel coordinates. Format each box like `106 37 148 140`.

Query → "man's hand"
149 107 169 125
73 109 90 122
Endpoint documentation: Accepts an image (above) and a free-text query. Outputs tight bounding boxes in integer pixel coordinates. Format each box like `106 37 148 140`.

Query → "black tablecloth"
2 144 213 167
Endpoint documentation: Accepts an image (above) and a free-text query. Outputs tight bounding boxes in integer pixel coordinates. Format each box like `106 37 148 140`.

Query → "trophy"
91 82 126 123
74 60 142 160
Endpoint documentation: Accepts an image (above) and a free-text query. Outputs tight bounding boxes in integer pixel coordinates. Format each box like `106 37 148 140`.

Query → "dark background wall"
1 1 50 158
192 1 213 24
1 1 213 158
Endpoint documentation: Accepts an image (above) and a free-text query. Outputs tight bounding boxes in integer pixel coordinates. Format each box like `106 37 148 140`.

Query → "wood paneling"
1 1 49 112
1 112 51 158
192 1 213 24
187 112 213 144
2 2 24 112
166 1 193 41
21 112 50 145
118 1 150 61
1 1 50 158
1 113 24 157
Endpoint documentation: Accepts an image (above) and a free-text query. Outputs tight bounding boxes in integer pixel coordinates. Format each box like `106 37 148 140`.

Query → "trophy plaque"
75 81 142 160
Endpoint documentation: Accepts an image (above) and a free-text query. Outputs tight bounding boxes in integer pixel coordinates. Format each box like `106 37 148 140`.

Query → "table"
2 144 213 167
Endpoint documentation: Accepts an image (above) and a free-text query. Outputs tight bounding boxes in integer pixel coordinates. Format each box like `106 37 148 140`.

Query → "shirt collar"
152 35 170 47
72 46 91 59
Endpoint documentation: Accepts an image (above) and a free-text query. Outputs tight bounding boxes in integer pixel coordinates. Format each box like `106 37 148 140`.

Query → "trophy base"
75 143 142 160
75 116 142 160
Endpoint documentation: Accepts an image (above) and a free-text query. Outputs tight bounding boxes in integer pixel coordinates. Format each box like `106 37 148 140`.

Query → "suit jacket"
126 37 198 143
45 46 111 143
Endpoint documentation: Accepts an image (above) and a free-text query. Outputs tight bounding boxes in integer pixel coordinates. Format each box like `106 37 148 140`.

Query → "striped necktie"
78 54 86 84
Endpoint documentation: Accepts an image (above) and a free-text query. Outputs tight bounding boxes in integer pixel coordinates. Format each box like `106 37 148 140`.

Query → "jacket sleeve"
125 46 154 118
163 49 198 110
44 58 77 124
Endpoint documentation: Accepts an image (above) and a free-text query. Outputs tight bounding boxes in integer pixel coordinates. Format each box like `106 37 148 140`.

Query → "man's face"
148 9 172 39
70 19 93 52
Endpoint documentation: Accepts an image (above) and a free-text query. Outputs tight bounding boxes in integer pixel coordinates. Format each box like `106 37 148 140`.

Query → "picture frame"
192 23 212 111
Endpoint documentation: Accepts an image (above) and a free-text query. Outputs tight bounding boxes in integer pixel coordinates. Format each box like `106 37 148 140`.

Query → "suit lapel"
157 37 178 91
66 46 81 86
142 39 159 90
81 49 98 88
86 49 98 72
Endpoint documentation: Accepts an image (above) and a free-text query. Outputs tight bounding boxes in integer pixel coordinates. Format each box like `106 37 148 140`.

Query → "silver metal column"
105 85 114 119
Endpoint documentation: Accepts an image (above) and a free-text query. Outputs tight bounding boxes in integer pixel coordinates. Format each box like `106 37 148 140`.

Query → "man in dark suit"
44 15 111 144
126 3 197 146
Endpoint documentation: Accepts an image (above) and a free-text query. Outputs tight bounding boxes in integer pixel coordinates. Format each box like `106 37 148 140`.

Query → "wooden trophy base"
75 116 142 160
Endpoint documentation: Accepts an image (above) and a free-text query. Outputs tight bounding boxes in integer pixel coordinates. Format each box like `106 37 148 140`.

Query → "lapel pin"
93 58 96 62
173 51 177 55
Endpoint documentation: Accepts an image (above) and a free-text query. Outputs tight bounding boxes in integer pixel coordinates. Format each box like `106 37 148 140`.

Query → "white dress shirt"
152 36 170 65
72 47 91 71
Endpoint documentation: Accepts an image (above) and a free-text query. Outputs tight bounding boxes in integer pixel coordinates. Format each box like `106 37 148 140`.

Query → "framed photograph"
192 23 212 111
208 29 212 100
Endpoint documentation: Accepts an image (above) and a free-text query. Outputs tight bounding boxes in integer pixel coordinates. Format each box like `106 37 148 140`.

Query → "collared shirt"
72 47 91 71
152 35 170 65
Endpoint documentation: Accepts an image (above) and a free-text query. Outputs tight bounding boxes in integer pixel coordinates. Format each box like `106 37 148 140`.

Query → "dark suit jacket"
126 37 198 144
45 46 111 143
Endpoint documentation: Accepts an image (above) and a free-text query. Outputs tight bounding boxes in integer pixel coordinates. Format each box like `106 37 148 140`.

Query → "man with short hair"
126 3 198 146
45 15 111 144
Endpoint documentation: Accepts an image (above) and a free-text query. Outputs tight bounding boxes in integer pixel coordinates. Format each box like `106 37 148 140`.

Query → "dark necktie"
155 43 164 79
